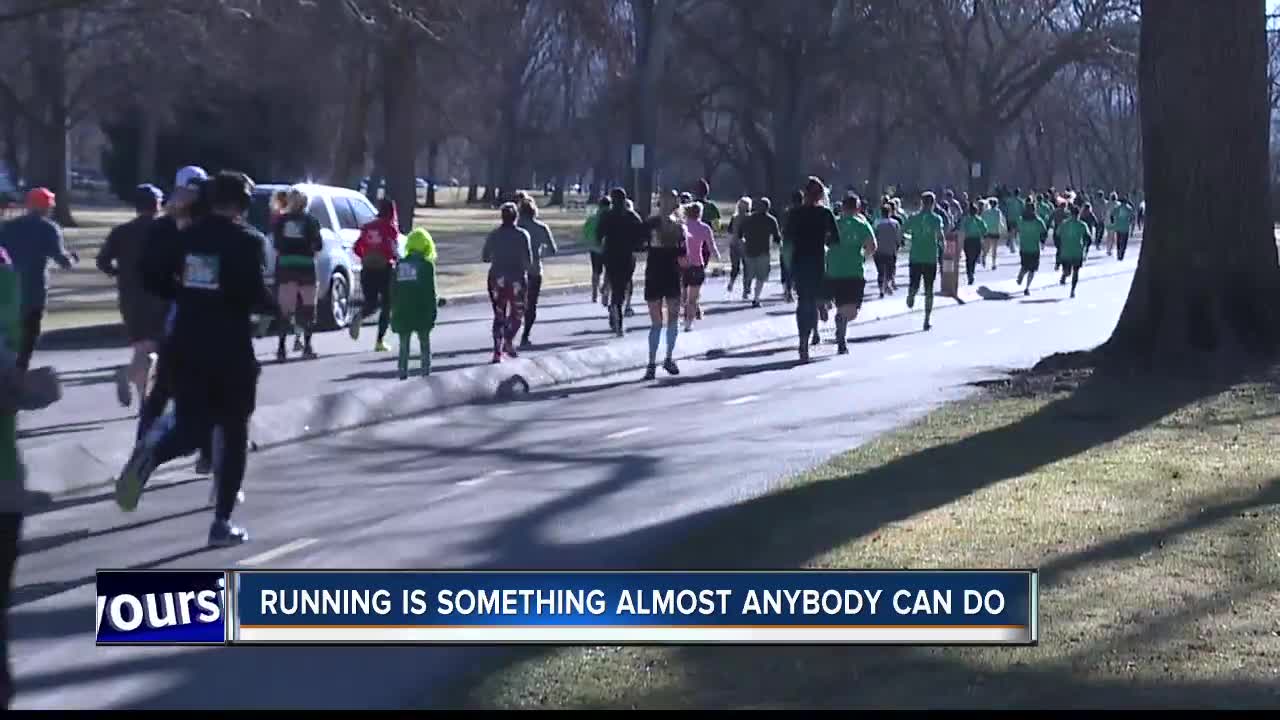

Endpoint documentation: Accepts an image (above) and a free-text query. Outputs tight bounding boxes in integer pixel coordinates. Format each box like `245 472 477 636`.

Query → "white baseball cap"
174 165 209 191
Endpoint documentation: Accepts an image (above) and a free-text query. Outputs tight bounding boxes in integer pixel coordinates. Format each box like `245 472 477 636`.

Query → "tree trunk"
628 0 675 218
967 127 995 198
136 105 158 185
381 33 417 233
1105 0 1280 370
333 42 373 189
425 139 439 207
30 9 72 225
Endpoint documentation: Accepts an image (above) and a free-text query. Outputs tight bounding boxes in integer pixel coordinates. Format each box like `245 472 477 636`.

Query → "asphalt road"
19 243 1129 453
12 249 1139 709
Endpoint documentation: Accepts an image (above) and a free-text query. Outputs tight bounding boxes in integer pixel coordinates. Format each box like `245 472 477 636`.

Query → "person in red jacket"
350 198 400 351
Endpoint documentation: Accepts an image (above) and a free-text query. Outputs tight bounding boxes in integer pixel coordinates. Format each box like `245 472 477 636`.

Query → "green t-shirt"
1018 218 1048 253
1036 202 1052 223
960 214 988 240
1004 197 1024 227
699 200 722 231
0 266 19 493
583 212 604 254
981 208 1004 235
1057 218 1089 261
828 214 874 279
904 210 943 265
1110 204 1134 233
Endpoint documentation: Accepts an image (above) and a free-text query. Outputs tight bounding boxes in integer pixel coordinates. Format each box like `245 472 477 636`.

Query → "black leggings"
138 349 212 462
358 267 393 341
874 253 896 292
522 274 544 341
1116 232 1130 260
17 308 41 372
963 237 982 281
605 256 635 315
0 513 18 709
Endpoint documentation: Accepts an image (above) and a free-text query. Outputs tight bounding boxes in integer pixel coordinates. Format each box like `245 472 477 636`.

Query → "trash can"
940 229 961 297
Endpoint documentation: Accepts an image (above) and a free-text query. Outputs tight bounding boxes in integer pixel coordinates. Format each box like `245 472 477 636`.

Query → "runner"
390 227 438 379
959 202 988 286
681 200 720 332
1050 198 1070 271
1110 194 1135 261
941 189 963 229
784 177 839 362
0 188 78 372
116 171 276 546
740 196 781 308
97 184 169 408
1056 204 1090 298
517 197 558 348
828 195 876 355
1 246 63 709
623 199 639 318
272 186 323 362
980 197 1005 270
642 191 686 379
481 202 533 360
873 200 902 297
902 191 944 331
350 198 400 352
1004 189 1024 252
1016 202 1048 296
583 196 610 306
725 196 751 300
779 190 803 304
692 178 721 232
1104 191 1119 256
1136 198 1146 232
1080 201 1101 255
596 188 645 336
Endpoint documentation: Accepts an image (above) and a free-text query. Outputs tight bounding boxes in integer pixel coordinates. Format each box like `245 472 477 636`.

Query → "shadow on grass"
441 367 1255 708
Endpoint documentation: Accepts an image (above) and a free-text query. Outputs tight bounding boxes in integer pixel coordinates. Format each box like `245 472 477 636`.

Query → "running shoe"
491 353 502 364
195 453 213 475
519 338 533 350
625 306 636 318
115 442 156 513
504 340 519 358
302 346 318 360
643 364 657 381
662 358 680 376
114 367 132 408
374 340 389 353
751 300 761 309
208 520 249 548
276 347 287 363
695 307 703 320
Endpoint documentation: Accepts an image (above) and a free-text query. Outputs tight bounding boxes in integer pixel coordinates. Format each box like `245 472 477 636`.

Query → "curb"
21 259 1135 509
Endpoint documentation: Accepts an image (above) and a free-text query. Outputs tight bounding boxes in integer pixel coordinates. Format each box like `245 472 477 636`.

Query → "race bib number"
183 254 220 290
397 263 418 282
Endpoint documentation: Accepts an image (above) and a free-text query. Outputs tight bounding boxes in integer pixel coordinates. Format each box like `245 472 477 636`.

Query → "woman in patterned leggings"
481 203 533 363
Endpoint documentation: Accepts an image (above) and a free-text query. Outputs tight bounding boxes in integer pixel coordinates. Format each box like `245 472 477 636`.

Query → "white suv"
248 183 405 330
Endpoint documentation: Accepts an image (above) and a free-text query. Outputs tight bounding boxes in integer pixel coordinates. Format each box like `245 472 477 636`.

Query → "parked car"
248 183 406 331
70 168 110 193
357 177 430 207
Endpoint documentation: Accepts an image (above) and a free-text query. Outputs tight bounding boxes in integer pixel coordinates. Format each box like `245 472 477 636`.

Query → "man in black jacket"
595 188 646 336
115 171 278 547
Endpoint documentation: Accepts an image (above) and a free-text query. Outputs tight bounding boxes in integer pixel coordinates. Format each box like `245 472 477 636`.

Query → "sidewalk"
19 244 1140 506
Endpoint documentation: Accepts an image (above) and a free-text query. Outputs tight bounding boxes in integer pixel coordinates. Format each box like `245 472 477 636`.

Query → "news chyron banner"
96 570 1039 646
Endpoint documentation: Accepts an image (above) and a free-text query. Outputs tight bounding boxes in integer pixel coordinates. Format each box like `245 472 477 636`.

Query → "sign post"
630 144 645 204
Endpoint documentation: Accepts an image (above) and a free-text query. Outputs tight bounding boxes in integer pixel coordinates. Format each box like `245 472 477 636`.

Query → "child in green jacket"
390 228 439 380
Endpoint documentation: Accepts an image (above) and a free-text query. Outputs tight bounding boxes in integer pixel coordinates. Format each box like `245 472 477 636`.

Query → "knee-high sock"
665 317 679 360
647 325 661 365
420 332 431 374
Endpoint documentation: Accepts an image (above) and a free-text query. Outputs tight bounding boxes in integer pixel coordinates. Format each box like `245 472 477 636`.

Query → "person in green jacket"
902 191 945 331
1 248 61 708
1110 195 1135 261
828 195 877 354
1003 190 1024 252
1056 204 1090 298
1016 203 1049 296
959 202 988 286
390 228 439 380
583 196 610 306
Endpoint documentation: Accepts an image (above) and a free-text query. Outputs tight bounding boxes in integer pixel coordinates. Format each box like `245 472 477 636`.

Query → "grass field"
32 195 733 333
454 360 1280 709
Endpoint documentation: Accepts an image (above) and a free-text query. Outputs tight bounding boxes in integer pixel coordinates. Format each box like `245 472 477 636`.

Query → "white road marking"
724 395 761 406
817 371 845 380
886 353 910 361
606 426 651 441
1058 310 1073 317
458 469 513 487
942 340 959 348
239 538 319 566
1024 318 1041 325
986 328 1003 335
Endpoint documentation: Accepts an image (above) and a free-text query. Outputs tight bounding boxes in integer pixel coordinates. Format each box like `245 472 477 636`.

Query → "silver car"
249 183 405 330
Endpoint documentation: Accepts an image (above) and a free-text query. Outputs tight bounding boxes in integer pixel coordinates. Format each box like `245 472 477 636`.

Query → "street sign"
631 144 645 170
970 162 982 180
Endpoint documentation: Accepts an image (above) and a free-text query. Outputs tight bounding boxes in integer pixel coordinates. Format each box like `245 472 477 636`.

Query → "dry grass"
456 366 1280 710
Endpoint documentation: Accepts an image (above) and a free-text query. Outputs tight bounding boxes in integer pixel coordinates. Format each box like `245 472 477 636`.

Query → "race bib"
397 263 418 282
183 254 220 290
283 220 306 238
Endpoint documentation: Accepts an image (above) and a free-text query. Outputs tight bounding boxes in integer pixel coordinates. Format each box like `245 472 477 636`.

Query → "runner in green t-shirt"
980 198 1005 270
1110 197 1135 261
828 195 877 354
583 196 610 305
1056 205 1090 298
1016 206 1048 296
959 202 989 286
1004 191 1024 252
901 191 944 331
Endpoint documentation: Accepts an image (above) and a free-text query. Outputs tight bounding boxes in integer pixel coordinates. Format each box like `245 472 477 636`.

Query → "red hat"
26 187 55 210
